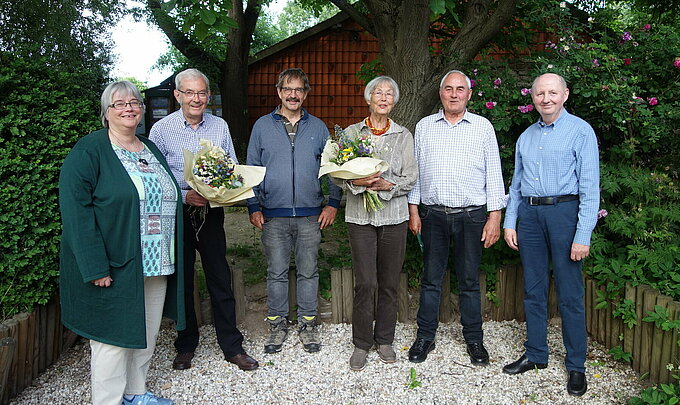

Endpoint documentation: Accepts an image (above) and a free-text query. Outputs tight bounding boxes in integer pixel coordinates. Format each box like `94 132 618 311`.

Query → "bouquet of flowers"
318 125 389 211
183 139 266 207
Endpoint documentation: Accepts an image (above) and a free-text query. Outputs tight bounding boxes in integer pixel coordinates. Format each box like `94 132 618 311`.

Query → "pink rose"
648 97 658 105
485 101 497 109
674 58 680 68
624 58 631 66
493 78 502 87
643 24 651 31
521 88 532 96
470 79 476 88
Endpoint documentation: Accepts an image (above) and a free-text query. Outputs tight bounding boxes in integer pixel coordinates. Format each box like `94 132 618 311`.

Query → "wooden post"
585 278 593 335
0 336 16 405
438 271 452 323
287 266 297 320
193 271 202 327
36 305 46 376
604 293 614 349
45 299 57 366
493 267 506 321
662 301 680 384
397 272 409 323
548 276 558 320
639 286 657 378
341 267 354 323
650 294 672 384
597 285 607 345
503 265 517 320
623 283 636 364
632 285 644 373
331 269 343 323
14 313 29 396
231 265 246 324
2 318 18 401
513 265 525 322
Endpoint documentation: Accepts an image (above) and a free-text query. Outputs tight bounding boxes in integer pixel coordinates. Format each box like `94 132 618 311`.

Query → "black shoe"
502 354 547 375
567 371 587 396
408 337 435 363
466 342 489 366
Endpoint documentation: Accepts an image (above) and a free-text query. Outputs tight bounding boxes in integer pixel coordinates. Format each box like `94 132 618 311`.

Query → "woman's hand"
92 276 112 287
351 172 381 187
367 178 395 191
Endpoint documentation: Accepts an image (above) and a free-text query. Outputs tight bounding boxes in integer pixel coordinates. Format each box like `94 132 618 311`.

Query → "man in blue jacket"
247 68 341 354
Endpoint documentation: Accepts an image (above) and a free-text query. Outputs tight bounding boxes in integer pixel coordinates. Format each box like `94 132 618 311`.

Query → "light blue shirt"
407 110 506 211
149 110 238 203
503 109 600 245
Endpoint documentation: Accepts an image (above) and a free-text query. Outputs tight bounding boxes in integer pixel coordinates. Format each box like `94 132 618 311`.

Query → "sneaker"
298 316 320 353
376 344 397 363
349 347 368 371
264 316 289 353
122 392 173 405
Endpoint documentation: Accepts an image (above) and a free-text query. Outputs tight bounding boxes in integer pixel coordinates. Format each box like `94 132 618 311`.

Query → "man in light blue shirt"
502 73 599 397
407 70 506 366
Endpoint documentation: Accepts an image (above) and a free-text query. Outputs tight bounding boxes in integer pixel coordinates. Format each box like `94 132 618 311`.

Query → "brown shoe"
172 352 194 370
227 353 259 371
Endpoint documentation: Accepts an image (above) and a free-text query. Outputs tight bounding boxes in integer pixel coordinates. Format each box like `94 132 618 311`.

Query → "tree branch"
327 0 375 37
146 0 218 66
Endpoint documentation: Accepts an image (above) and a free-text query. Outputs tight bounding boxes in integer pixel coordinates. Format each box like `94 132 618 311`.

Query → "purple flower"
493 78 502 87
517 104 534 114
470 79 476 88
592 58 600 67
597 209 608 220
674 58 680 68
521 88 532 96
621 32 633 41
648 97 658 105
485 101 497 109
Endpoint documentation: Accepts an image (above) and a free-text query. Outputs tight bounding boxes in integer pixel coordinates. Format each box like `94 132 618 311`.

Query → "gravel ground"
10 319 643 405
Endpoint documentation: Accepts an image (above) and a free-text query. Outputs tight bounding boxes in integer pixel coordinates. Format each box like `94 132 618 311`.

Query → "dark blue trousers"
518 199 587 372
416 205 485 343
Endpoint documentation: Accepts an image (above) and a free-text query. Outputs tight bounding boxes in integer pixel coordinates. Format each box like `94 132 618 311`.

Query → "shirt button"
536 162 539 165
535 178 539 181
539 146 543 150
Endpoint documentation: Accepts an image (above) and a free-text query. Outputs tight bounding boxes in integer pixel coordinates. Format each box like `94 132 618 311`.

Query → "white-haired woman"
336 76 418 370
59 81 185 405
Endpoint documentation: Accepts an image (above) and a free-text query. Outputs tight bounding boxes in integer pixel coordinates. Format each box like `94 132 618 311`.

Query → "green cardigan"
59 128 186 348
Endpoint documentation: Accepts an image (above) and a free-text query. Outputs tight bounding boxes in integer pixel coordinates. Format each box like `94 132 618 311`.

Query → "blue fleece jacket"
246 108 342 217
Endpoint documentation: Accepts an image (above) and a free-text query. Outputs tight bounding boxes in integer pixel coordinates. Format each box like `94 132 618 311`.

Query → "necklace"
109 131 147 165
365 117 390 136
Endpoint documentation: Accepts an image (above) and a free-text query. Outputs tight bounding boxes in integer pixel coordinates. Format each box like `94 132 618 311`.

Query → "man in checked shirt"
407 70 506 366
502 73 599 397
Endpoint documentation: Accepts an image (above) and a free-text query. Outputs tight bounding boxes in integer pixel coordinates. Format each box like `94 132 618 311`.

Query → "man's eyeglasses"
280 87 306 95
108 101 143 110
177 89 209 99
372 90 394 99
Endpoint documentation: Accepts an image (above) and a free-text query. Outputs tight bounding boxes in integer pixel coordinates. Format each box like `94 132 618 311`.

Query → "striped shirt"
336 120 418 227
149 110 237 203
407 110 506 211
503 109 600 245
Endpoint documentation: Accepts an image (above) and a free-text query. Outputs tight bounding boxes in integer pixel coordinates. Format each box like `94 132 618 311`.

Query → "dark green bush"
0 53 102 318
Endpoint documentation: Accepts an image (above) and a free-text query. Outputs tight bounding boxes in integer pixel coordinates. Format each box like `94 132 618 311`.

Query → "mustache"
286 97 300 102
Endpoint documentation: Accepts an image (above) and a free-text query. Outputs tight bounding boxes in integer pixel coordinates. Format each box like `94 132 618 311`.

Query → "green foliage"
629 380 680 405
161 0 238 41
643 305 680 333
614 299 638 328
407 367 422 389
0 53 102 317
609 345 634 362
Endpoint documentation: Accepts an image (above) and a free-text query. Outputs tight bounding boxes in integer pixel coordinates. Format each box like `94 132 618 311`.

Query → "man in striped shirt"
407 70 506 366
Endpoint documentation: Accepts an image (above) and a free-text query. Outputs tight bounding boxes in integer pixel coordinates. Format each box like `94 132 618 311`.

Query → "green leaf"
199 8 217 25
194 21 209 41
429 0 446 15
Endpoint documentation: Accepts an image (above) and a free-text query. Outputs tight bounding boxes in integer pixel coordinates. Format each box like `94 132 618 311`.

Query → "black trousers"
174 205 244 358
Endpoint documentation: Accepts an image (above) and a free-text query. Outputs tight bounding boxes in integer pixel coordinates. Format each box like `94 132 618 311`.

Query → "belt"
422 204 484 214
523 195 579 206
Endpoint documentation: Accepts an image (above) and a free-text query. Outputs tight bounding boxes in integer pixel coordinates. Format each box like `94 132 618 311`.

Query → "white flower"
547 64 554 69
588 17 594 23
563 46 570 51
560 2 566 7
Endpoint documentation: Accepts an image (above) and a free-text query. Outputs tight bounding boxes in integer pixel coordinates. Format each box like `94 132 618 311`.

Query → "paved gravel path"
9 319 642 404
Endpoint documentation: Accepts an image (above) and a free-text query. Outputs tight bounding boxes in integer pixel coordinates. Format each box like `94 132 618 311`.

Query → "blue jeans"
518 199 587 372
262 216 321 318
416 205 486 342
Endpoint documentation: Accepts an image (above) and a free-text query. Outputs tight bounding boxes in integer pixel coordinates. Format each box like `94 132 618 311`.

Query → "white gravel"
9 320 643 404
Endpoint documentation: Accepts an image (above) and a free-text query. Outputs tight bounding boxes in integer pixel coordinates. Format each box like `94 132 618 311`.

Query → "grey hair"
276 68 311 92
364 76 400 104
100 80 145 127
531 73 568 92
439 70 472 89
175 68 210 91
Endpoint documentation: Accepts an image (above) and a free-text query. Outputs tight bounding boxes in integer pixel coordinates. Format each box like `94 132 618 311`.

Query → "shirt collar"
538 108 569 128
274 105 306 121
435 108 472 126
182 112 206 128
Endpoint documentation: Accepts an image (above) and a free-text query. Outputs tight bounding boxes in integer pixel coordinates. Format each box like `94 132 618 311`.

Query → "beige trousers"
90 276 167 405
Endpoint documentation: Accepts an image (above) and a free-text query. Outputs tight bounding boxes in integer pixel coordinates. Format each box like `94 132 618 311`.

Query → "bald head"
531 73 569 125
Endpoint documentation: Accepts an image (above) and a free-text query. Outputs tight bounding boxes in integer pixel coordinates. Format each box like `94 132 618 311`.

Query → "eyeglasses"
177 89 209 99
108 101 143 110
372 90 394 99
280 87 306 95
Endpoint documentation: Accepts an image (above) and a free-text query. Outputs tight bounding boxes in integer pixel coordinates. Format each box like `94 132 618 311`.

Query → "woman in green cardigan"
59 81 185 405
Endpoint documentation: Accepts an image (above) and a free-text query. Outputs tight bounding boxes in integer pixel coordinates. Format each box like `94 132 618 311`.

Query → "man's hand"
481 210 501 248
408 204 420 235
186 190 208 207
570 243 590 261
249 211 265 230
504 228 519 251
318 206 338 229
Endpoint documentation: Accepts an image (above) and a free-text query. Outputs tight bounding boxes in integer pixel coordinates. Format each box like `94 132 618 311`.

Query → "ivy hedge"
0 53 102 318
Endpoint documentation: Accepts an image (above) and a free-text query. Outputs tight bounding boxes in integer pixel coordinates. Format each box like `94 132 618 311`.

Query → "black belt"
423 204 484 214
523 195 579 206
